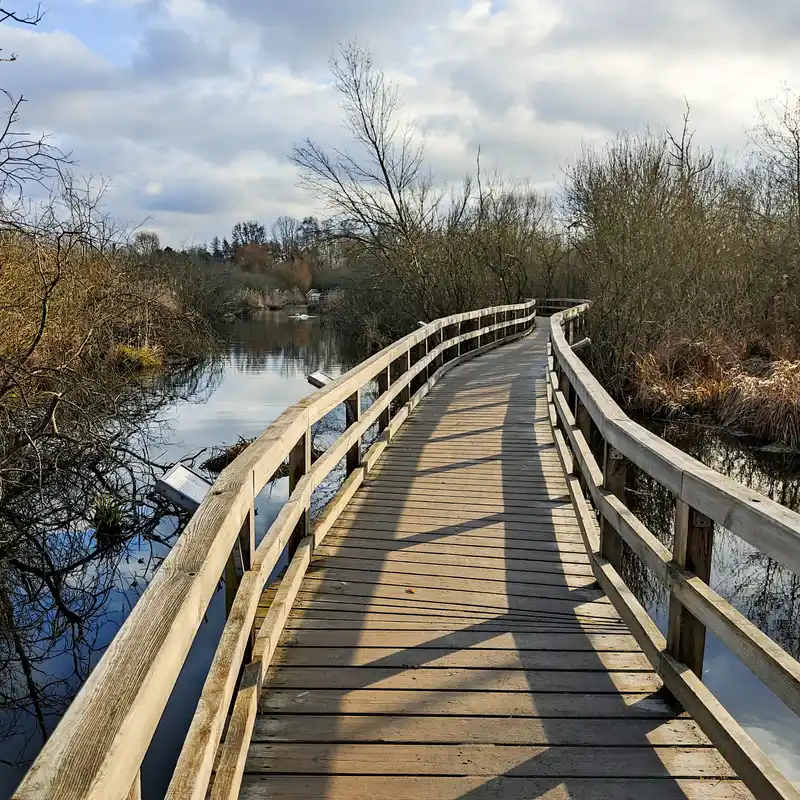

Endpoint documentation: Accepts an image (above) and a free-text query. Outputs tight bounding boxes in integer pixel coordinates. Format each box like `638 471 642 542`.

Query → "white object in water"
154 464 212 511
289 313 312 320
308 371 334 389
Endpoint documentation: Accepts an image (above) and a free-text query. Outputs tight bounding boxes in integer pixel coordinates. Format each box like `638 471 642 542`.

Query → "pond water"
623 421 800 784
2 319 798 796
0 312 351 799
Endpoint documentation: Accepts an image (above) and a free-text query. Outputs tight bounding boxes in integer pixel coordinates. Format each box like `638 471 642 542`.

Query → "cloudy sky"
4 0 799 245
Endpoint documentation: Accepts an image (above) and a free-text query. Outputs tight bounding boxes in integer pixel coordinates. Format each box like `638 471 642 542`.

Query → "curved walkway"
242 327 750 799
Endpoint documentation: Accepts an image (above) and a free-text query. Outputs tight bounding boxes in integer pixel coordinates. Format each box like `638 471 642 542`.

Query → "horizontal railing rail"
534 297 590 316
13 300 537 800
547 303 800 800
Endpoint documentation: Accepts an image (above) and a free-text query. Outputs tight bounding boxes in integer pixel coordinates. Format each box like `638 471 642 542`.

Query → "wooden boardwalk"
244 328 750 799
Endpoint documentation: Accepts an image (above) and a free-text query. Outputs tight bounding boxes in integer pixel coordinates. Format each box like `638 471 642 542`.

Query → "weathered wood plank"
270 646 652 671
239 775 752 800
259 689 680 717
275 629 642 650
243 743 737 777
252 714 705 745
262 665 662 693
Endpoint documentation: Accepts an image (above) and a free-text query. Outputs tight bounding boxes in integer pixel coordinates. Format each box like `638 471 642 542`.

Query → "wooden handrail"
13 300 536 800
547 304 800 800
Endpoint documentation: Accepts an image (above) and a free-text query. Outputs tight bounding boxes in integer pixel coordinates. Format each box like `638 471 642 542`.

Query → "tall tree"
231 220 267 250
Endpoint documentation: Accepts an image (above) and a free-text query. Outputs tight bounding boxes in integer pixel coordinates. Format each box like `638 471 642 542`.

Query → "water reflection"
622 420 800 781
0 355 222 789
0 313 349 798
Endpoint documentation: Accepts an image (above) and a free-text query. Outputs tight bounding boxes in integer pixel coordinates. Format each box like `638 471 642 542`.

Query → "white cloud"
4 0 799 244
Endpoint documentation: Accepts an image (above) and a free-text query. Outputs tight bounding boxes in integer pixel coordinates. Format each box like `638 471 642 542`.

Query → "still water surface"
0 313 350 798
625 421 800 784
1 316 798 796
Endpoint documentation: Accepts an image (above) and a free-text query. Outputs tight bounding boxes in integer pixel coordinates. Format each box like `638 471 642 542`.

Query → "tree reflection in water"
0 354 224 772
620 420 800 658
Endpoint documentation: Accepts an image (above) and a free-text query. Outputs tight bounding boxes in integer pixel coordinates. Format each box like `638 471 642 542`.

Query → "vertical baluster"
667 499 714 677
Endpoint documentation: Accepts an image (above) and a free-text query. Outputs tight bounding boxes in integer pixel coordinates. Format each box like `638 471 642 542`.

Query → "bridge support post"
600 444 626 567
345 389 361 475
288 431 311 558
667 500 714 677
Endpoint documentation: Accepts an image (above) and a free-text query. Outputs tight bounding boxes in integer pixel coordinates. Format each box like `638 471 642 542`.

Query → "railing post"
377 366 390 434
558 367 571 413
224 472 254 618
601 443 626 568
288 429 311 557
398 349 411 405
667 499 714 677
411 336 427 394
575 398 592 492
427 330 438 382
127 770 141 800
345 389 361 474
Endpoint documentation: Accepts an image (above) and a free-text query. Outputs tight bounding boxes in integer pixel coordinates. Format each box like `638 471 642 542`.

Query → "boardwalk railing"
534 297 589 317
548 303 800 800
13 301 536 800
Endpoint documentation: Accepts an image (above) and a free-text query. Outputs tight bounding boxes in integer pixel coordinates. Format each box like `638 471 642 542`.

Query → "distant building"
306 289 322 308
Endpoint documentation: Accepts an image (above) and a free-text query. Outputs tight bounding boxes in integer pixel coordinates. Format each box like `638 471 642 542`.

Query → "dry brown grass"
721 360 800 447
0 229 195 407
629 337 736 415
628 335 800 447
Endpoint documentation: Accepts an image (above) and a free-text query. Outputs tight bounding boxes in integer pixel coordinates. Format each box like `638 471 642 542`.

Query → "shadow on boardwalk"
241 327 748 800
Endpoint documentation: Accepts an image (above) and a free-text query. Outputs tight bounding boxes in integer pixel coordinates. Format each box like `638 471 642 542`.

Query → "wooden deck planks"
239 327 752 799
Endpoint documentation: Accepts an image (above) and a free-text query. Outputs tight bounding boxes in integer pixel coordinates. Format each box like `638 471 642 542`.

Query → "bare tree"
750 86 800 237
0 4 70 202
291 42 446 324
132 230 161 259
271 215 301 261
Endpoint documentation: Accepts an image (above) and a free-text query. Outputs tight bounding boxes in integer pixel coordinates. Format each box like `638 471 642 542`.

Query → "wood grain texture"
240 775 751 800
